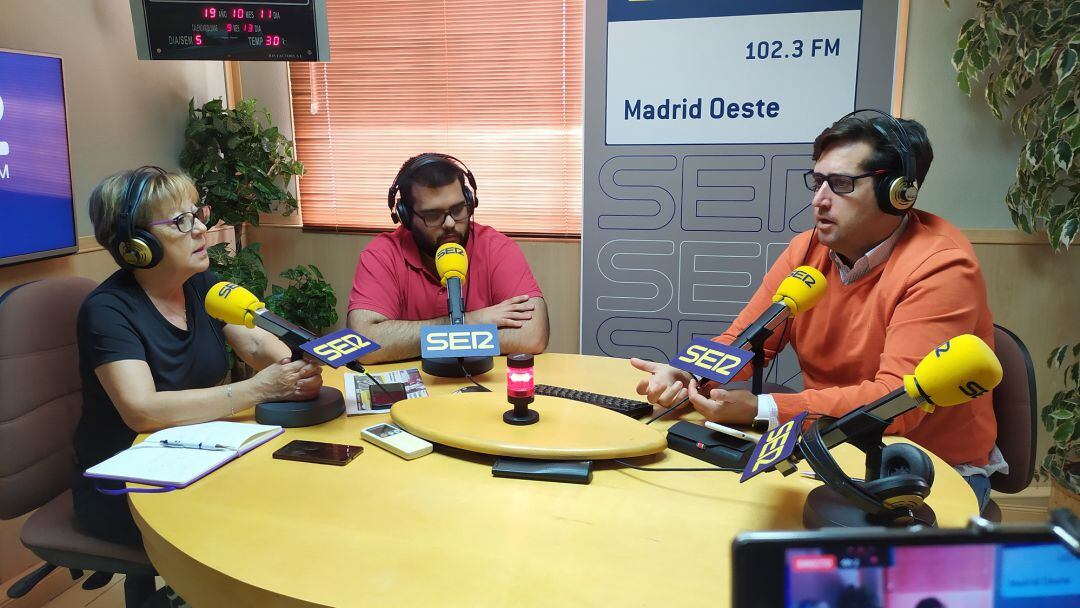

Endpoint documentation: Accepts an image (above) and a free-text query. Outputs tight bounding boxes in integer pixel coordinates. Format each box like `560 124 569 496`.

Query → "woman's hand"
250 358 324 402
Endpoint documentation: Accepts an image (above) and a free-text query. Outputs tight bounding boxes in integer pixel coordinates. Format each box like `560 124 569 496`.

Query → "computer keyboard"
533 384 655 419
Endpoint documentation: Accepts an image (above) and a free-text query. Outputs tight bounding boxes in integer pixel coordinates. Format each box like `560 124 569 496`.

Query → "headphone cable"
459 360 489 392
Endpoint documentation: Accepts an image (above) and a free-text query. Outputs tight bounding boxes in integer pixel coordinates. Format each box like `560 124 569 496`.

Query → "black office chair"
0 278 156 607
981 325 1038 522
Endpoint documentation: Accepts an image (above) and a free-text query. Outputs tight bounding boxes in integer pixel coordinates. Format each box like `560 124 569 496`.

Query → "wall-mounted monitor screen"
0 49 78 267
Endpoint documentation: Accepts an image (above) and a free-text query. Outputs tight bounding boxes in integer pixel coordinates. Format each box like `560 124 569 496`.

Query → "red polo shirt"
348 223 544 321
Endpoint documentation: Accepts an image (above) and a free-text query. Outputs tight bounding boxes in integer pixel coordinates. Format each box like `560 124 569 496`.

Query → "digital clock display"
133 0 328 61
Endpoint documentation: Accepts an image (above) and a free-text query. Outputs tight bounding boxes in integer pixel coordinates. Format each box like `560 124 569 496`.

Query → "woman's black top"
73 269 228 483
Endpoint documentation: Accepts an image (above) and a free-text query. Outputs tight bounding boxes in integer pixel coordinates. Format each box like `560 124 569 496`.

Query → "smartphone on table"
272 440 363 466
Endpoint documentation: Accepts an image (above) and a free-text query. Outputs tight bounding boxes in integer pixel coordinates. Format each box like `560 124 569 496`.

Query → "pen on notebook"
159 440 231 451
703 421 760 443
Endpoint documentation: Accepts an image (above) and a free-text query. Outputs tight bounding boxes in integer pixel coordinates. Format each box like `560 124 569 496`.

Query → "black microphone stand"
255 344 345 428
736 321 772 396
421 276 494 378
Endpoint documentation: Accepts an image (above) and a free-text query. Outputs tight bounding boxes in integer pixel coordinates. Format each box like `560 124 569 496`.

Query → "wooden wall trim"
224 61 243 109
253 223 1044 246
962 229 1050 245
892 0 910 116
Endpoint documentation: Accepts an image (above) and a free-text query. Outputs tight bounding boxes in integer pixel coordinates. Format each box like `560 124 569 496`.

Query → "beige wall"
901 0 1022 230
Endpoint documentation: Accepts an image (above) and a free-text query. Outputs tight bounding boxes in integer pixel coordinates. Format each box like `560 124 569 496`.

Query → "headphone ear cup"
464 188 477 214
119 229 163 269
879 443 935 487
876 174 916 215
861 443 935 511
394 200 410 226
861 475 930 510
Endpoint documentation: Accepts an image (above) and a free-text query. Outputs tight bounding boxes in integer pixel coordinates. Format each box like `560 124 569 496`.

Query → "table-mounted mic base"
422 356 493 378
802 485 937 529
255 386 345 428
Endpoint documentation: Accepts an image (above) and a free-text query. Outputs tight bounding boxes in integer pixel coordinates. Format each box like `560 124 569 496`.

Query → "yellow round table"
130 354 980 607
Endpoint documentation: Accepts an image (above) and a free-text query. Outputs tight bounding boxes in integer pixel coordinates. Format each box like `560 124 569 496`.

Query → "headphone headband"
800 417 891 515
835 108 920 214
115 165 167 269
387 153 478 225
800 416 934 523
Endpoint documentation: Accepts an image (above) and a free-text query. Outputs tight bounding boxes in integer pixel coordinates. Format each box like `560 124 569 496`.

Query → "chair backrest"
989 324 1038 494
0 277 97 519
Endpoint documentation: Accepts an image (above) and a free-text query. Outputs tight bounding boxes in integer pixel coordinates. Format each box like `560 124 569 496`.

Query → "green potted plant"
180 97 338 336
180 97 304 247
1042 345 1080 510
946 1 1078 507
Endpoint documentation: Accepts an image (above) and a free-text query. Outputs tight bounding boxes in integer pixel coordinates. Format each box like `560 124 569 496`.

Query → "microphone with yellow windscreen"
205 281 319 346
818 334 1003 448
435 243 468 286
772 266 827 315
903 334 1003 411
205 281 265 328
798 334 1002 527
435 243 468 324
733 265 828 350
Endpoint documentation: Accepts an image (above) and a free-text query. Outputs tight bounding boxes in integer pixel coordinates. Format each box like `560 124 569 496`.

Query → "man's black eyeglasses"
414 202 470 228
803 169 887 194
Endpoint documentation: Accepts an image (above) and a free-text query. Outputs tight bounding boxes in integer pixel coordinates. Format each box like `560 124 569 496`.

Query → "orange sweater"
716 210 996 466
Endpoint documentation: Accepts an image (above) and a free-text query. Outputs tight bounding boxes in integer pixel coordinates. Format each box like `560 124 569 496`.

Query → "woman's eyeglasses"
147 205 211 234
803 169 887 194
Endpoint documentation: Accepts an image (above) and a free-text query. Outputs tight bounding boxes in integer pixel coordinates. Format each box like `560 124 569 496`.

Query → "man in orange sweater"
631 113 1003 510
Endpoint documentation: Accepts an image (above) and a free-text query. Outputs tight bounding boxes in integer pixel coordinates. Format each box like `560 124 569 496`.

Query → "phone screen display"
783 541 1077 607
369 382 407 409
272 440 363 466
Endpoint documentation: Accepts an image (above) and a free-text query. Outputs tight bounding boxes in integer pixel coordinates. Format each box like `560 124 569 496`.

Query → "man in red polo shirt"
347 153 549 363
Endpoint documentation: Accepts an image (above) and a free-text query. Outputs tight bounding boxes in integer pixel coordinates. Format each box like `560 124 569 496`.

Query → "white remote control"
360 423 433 460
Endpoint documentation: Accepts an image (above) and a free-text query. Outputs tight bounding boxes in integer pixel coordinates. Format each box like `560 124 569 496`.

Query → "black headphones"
800 416 935 521
114 166 167 269
836 108 920 216
387 153 478 226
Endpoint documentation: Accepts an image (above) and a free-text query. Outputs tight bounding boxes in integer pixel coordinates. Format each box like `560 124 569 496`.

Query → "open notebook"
84 421 283 489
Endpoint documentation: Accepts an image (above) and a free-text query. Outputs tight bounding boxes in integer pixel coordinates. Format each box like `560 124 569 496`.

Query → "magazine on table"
344 367 428 415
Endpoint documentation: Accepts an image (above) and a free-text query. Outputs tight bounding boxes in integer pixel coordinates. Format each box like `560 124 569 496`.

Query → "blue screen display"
0 50 77 265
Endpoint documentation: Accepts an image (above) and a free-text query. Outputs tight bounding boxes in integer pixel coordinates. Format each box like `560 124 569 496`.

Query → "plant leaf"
1060 218 1079 250
1059 48 1078 83
1054 420 1075 444
957 71 972 95
1050 409 1076 420
1049 345 1070 368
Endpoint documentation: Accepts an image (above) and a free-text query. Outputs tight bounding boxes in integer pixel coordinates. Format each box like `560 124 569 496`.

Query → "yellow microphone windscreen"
205 281 264 329
771 266 827 314
903 334 1003 407
435 243 468 287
